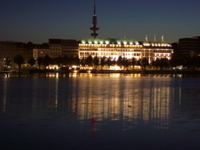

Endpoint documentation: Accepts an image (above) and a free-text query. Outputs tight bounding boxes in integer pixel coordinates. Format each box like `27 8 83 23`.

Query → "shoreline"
1 69 200 75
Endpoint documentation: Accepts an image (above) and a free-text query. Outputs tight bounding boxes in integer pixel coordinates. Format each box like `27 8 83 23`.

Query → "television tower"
90 0 99 38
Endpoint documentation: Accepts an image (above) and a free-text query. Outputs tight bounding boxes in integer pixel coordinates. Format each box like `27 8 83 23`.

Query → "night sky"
0 0 200 43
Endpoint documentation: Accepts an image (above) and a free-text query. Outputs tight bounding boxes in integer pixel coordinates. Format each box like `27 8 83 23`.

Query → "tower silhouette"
90 0 99 39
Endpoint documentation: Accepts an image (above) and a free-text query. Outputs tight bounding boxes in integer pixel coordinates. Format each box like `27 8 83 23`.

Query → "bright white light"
105 40 110 44
110 65 121 70
143 43 150 46
123 41 127 45
72 65 78 69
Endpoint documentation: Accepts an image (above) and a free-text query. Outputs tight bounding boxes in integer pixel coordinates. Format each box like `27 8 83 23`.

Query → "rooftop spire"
90 0 99 39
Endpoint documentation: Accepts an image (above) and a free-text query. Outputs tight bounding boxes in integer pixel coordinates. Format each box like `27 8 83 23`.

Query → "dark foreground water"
1 73 200 150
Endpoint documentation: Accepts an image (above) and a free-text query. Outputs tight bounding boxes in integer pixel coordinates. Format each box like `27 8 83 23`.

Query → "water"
1 73 200 150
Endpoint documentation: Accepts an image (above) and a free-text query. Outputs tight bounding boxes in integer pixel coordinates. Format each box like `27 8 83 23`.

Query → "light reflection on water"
76 74 171 130
1 73 200 149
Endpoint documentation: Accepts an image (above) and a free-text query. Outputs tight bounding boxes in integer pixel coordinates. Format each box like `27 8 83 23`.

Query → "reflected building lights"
71 73 78 77
47 75 59 112
76 78 172 129
54 77 59 110
0 75 186 131
110 73 120 78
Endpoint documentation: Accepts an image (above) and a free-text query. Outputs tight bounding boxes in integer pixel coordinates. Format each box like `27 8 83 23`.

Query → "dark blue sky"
0 0 200 43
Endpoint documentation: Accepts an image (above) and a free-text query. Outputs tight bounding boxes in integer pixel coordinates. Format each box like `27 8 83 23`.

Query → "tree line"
5 54 200 70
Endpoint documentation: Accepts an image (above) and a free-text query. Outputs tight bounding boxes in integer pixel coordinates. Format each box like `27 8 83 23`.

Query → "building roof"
81 38 139 45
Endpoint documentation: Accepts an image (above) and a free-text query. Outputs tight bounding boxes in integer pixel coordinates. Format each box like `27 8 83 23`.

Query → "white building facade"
79 39 173 63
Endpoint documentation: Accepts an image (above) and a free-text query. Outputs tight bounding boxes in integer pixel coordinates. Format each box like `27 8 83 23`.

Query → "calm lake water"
1 73 200 150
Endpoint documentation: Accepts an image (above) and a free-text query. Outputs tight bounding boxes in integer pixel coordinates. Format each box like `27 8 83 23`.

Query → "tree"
53 56 62 66
159 58 169 70
73 56 80 66
37 57 43 69
105 57 112 67
140 57 149 70
100 56 106 69
27 57 36 66
80 57 86 67
151 58 170 70
61 55 69 66
131 57 136 66
117 56 123 68
85 55 93 66
42 55 51 69
68 56 74 66
151 59 159 69
112 58 117 66
93 55 99 69
14 54 24 69
122 58 129 69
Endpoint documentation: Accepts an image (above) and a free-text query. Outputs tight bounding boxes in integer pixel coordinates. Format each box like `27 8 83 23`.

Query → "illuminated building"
79 38 173 63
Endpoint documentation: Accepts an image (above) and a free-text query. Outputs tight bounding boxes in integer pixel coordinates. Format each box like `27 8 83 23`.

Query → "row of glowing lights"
82 40 139 45
79 43 142 48
143 43 172 47
80 42 171 48
2 72 181 79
